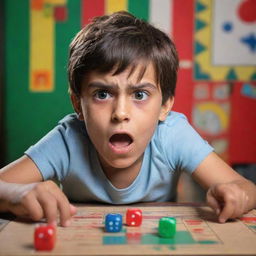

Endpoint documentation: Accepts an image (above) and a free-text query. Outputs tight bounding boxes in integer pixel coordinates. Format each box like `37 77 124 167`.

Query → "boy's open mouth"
109 134 133 148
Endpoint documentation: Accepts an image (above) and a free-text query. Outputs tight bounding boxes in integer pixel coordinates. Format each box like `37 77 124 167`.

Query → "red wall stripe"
172 0 194 121
81 0 105 27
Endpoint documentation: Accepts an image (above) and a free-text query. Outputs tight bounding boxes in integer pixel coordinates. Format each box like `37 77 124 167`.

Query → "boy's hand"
206 182 249 223
0 180 77 227
192 152 256 224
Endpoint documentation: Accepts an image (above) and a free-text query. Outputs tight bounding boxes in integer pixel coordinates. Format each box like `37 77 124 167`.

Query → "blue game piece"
105 213 122 232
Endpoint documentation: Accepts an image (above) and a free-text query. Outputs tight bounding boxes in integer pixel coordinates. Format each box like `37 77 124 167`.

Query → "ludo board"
0 204 256 255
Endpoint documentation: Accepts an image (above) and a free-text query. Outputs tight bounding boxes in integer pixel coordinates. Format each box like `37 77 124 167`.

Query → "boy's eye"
94 90 111 100
133 91 148 100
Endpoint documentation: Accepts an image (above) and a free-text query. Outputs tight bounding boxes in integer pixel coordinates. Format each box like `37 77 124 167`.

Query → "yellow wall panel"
30 3 54 92
106 0 127 14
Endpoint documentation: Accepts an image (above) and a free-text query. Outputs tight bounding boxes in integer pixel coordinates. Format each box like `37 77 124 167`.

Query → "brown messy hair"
68 11 179 104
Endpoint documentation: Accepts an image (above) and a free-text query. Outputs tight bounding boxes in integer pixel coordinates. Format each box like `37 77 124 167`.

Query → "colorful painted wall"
3 0 256 164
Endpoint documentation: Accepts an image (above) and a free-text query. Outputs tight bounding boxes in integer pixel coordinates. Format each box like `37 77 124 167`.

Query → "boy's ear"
159 97 175 121
70 93 84 120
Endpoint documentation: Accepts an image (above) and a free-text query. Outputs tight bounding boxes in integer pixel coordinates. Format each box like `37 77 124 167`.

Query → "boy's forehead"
84 61 158 86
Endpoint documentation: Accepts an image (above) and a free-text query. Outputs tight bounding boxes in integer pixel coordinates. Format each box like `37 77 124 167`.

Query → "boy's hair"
68 11 179 103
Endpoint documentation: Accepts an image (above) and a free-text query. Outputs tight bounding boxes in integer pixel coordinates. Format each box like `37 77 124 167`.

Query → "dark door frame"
0 0 5 167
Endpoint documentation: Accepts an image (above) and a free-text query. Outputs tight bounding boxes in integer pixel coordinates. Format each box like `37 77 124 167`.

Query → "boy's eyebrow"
87 82 118 90
87 81 158 90
129 83 158 90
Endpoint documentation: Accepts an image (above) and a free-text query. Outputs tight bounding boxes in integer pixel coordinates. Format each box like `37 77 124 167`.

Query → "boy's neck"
99 154 144 189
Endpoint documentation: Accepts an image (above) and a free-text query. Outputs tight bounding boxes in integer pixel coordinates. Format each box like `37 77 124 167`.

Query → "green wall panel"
128 0 149 21
5 0 81 163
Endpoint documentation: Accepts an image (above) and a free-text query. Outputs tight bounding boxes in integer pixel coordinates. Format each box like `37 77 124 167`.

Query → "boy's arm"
0 156 76 226
0 155 43 183
192 152 256 223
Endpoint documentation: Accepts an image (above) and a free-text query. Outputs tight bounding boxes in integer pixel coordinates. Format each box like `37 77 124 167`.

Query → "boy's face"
72 62 174 171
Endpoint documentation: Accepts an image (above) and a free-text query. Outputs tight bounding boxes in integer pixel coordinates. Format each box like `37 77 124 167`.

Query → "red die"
126 208 142 226
34 224 56 251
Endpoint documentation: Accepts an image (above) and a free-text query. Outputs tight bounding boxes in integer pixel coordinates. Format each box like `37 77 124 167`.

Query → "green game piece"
158 217 176 238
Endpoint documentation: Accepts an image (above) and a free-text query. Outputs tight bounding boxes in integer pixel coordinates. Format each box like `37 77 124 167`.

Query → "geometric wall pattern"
194 0 256 81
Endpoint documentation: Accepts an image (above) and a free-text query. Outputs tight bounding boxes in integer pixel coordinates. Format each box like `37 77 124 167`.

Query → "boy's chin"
101 156 141 170
105 160 134 169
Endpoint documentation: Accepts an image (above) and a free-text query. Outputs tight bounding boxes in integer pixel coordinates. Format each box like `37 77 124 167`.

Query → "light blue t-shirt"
25 111 213 204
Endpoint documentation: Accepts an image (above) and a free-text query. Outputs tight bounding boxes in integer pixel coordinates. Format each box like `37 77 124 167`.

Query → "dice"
34 224 56 251
105 213 122 232
158 217 176 238
126 208 142 226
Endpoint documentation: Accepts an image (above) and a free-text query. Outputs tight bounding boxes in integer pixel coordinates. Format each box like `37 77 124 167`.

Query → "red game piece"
126 208 142 226
34 224 56 251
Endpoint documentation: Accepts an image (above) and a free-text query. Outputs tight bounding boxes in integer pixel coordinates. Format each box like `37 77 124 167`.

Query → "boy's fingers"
7 203 28 217
49 188 73 227
70 204 77 215
232 191 247 218
37 192 58 225
206 190 221 215
212 183 248 222
218 199 236 223
21 194 44 221
7 180 74 227
208 184 234 222
217 188 239 222
22 182 66 226
241 194 249 214
57 198 72 227
42 180 72 226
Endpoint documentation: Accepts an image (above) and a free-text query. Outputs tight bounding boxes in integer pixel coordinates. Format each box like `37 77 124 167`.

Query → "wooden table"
0 203 256 255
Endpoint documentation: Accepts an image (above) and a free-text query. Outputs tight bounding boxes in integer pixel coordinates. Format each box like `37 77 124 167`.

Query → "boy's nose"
111 97 130 122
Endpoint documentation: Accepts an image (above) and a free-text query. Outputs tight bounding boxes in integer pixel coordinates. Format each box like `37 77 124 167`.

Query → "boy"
0 11 255 227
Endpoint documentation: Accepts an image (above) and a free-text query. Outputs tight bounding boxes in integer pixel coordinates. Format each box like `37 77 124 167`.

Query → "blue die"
105 213 122 232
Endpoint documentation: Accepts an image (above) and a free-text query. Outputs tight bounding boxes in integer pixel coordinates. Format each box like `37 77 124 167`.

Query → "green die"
158 217 176 238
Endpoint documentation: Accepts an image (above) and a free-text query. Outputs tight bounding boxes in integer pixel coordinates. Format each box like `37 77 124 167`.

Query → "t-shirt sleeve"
162 113 214 174
25 125 70 181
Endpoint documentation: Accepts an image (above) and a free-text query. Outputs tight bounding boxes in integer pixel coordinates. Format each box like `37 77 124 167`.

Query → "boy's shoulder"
58 113 79 124
153 111 190 145
57 113 84 129
160 111 188 128
154 111 198 147
55 113 87 138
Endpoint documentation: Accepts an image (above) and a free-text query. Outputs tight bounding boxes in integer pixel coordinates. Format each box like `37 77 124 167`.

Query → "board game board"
0 204 256 255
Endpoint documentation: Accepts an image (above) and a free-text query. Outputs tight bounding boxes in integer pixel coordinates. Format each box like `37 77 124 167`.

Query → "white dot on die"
131 214 135 218
38 233 44 239
48 230 53 235
109 221 113 226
